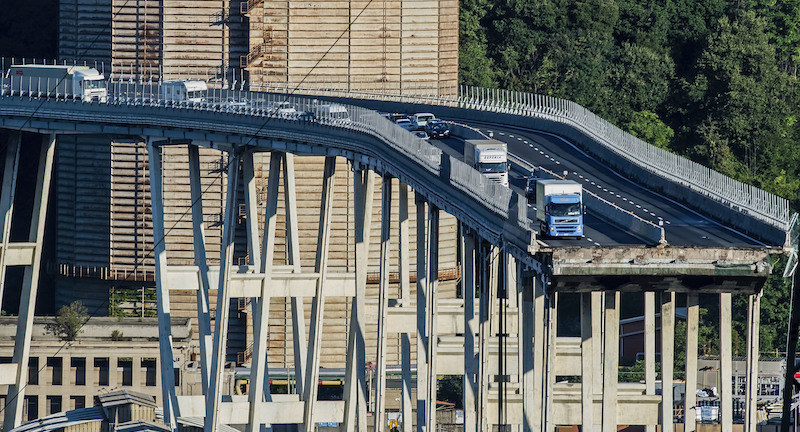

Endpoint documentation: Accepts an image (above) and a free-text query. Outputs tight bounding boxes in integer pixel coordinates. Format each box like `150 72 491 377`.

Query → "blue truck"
533 179 584 238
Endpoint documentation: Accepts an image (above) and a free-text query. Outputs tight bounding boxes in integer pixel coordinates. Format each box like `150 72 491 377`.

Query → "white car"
271 101 297 116
395 118 416 131
411 113 436 130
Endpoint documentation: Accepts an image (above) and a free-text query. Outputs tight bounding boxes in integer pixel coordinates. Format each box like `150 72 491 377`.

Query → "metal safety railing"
0 62 523 241
1 58 792 237
256 79 792 233
0 58 791 235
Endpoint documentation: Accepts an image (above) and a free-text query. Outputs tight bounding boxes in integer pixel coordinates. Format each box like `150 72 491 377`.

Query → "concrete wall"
312 97 789 247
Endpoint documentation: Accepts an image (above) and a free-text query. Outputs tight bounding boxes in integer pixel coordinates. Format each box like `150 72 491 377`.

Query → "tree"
605 43 675 124
625 111 674 150
46 301 89 342
689 11 788 179
459 0 497 87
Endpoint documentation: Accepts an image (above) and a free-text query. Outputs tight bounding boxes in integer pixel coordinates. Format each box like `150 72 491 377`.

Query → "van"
411 113 436 130
161 80 208 103
314 104 350 123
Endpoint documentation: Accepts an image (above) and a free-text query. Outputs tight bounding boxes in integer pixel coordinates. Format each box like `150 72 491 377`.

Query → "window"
28 357 38 385
142 358 157 387
119 358 133 386
70 395 85 410
46 396 62 415
95 358 109 386
24 396 37 421
71 357 86 386
46 357 62 386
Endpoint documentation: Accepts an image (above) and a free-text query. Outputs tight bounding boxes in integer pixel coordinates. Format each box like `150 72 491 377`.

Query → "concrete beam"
550 246 773 281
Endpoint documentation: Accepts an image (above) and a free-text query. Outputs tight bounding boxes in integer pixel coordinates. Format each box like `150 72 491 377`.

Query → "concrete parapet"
314 96 790 247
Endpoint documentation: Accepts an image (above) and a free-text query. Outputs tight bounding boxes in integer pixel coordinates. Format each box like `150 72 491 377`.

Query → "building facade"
0 317 217 422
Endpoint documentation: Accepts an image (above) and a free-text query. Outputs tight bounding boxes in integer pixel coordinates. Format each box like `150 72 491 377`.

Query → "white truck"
314 103 350 123
161 80 208 103
8 64 107 102
464 139 509 187
535 179 584 238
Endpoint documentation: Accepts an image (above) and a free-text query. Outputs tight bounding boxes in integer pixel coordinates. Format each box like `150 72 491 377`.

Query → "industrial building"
47 0 460 378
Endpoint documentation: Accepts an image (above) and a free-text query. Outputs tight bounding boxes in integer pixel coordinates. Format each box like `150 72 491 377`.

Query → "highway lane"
455 120 764 247
434 136 644 247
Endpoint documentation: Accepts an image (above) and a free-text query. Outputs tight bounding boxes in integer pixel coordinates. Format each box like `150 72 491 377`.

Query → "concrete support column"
424 205 440 432
398 182 412 432
416 193 430 432
744 292 761 432
0 132 21 302
205 148 241 432
342 165 373 432
374 176 393 432
247 152 281 432
661 292 675 432
283 153 306 396
644 292 656 432
188 145 213 393
146 138 179 431
580 293 594 432
601 291 619 432
531 274 547 432
684 293 700 432
462 227 478 432
4 133 55 428
478 244 498 432
592 292 603 397
720 293 733 432
519 266 535 432
545 292 558 432
305 157 339 432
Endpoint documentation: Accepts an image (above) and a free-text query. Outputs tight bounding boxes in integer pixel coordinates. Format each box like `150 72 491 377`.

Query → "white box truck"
314 103 350 122
161 80 208 103
535 179 584 238
464 139 509 187
8 64 107 102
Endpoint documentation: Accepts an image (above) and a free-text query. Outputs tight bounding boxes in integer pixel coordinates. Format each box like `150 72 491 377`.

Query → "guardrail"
513 158 667 246
242 81 793 240
2 59 789 237
0 72 534 257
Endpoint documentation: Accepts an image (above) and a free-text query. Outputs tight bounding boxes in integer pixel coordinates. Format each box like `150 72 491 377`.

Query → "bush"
46 301 89 341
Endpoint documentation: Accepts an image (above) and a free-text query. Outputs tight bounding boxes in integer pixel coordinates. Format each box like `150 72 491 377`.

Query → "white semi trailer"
464 139 509 187
7 64 107 102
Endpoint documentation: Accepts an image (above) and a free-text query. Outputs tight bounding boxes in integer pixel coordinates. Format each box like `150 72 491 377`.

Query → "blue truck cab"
534 179 584 238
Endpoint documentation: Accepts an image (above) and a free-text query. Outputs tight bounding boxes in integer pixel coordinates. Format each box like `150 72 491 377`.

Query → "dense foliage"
459 0 800 210
460 1 800 359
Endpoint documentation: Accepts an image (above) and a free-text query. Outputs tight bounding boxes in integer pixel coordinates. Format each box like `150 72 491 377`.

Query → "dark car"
425 120 450 138
525 176 538 200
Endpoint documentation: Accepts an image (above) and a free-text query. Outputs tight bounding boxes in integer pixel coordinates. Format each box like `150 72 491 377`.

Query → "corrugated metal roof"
116 420 172 432
96 390 158 409
9 407 104 432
